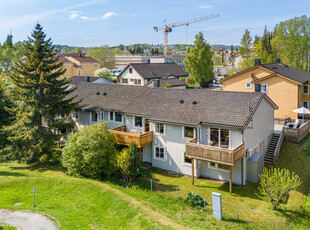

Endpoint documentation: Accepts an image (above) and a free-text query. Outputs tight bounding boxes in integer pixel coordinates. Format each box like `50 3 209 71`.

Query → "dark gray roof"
126 63 188 79
70 76 99 85
261 63 310 84
160 78 186 87
69 84 277 128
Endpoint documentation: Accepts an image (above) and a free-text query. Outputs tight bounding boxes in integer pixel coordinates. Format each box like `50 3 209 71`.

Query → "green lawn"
0 137 309 229
0 224 17 230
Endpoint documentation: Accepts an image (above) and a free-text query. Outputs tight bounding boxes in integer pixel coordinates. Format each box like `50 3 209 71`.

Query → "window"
134 79 141 85
261 84 268 93
210 128 219 147
130 79 134 82
184 127 194 138
220 129 229 148
68 74 71 77
86 64 88 66
109 111 114 121
208 162 229 171
115 112 122 122
184 152 191 164
122 79 128 84
134 116 143 127
72 111 78 119
210 128 230 148
144 120 150 132
109 111 123 122
246 82 252 89
82 64 84 67
155 147 164 159
155 123 164 134
304 85 309 95
129 68 133 74
94 63 98 68
303 101 309 109
91 112 98 122
64 74 66 77
68 64 70 67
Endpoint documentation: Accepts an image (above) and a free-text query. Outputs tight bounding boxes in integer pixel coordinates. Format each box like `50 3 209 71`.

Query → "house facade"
58 53 100 79
117 63 188 87
69 84 278 189
221 59 310 120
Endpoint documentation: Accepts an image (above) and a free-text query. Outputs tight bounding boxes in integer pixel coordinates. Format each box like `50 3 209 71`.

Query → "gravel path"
0 209 58 230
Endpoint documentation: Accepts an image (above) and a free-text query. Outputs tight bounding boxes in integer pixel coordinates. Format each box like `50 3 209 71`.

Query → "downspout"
241 129 244 185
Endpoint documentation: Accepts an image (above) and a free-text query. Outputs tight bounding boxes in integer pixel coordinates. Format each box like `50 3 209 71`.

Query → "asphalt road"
0 210 58 230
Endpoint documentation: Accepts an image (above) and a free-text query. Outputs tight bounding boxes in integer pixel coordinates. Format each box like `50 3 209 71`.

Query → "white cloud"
199 5 211 9
102 11 118 19
80 16 100 21
69 13 80 19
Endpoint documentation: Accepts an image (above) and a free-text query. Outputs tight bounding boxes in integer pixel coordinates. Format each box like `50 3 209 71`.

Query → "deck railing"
111 125 153 148
284 121 310 143
185 138 245 166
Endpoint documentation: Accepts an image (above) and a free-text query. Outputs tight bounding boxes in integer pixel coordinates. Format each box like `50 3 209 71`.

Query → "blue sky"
0 0 309 47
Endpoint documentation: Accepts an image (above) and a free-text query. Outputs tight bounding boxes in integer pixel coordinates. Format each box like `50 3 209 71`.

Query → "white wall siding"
79 111 91 125
244 98 274 151
119 66 145 86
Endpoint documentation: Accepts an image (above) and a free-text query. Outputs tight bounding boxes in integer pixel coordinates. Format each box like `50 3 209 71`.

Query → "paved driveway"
0 210 58 230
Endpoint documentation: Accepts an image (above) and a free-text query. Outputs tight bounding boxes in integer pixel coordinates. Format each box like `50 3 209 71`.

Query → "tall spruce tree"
239 29 252 60
4 23 78 163
184 32 214 88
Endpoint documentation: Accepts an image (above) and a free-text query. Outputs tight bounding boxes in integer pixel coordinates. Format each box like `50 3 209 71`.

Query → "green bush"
117 142 140 185
185 191 205 207
62 121 117 180
138 166 151 177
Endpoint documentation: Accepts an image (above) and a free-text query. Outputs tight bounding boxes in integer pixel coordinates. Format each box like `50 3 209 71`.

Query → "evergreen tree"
239 29 252 60
3 34 13 48
4 23 79 163
184 32 214 88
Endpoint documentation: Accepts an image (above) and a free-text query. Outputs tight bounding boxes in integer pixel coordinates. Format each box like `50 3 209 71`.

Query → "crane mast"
154 14 220 56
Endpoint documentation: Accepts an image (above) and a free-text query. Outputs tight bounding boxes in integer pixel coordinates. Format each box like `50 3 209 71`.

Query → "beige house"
58 53 100 79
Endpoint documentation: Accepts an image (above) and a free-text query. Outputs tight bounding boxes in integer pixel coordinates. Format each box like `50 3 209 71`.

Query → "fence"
284 120 310 143
247 133 273 158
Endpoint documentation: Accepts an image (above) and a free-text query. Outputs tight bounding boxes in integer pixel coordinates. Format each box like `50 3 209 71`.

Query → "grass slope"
0 138 309 229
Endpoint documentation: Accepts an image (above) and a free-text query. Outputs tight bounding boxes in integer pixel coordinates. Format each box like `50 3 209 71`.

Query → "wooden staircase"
264 133 280 164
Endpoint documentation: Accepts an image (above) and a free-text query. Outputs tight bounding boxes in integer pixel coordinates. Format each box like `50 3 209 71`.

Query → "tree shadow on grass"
277 207 310 227
10 164 65 173
0 171 29 177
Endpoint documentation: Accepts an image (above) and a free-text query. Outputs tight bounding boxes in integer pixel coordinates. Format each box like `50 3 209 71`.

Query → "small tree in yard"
94 67 112 80
117 141 140 186
184 32 214 88
257 168 302 210
62 122 117 180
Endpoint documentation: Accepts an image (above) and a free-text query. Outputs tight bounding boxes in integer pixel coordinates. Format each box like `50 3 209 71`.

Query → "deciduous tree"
239 29 252 60
257 168 302 210
184 32 214 88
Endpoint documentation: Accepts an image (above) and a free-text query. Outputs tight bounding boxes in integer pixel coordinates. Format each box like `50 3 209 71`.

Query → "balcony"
185 138 245 166
111 125 153 148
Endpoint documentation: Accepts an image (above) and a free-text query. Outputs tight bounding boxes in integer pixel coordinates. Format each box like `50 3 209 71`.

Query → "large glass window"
155 123 164 134
184 127 194 138
210 128 229 148
220 129 229 148
134 116 142 127
184 152 191 164
210 128 219 147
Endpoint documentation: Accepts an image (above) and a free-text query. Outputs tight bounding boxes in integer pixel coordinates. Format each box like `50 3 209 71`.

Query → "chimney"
275 58 281 64
154 79 159 87
254 59 261 66
84 76 90 82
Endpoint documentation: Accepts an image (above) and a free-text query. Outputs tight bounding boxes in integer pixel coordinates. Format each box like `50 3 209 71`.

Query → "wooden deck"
185 138 245 166
111 125 153 148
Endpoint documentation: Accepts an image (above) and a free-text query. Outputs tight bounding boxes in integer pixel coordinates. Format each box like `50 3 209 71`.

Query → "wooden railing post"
139 148 142 166
229 166 232 195
191 158 194 185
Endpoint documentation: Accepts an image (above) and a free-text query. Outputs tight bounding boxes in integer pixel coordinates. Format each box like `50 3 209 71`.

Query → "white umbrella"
292 107 310 122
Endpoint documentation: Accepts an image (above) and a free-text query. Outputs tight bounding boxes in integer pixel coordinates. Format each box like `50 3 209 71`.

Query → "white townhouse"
68 83 278 193
117 63 188 88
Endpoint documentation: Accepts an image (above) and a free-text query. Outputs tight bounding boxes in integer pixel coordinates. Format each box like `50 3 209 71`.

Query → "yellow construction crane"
153 14 220 56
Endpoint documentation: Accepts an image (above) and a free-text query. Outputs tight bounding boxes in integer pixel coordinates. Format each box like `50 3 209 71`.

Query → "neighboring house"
68 84 278 190
67 75 113 90
145 74 186 89
221 59 310 120
118 63 188 87
58 53 100 79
